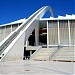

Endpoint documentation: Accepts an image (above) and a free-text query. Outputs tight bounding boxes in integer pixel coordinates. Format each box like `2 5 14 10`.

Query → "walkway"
0 60 74 75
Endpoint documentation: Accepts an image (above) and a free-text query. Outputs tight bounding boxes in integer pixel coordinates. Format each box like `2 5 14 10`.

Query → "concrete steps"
52 47 75 62
31 46 75 62
31 48 57 61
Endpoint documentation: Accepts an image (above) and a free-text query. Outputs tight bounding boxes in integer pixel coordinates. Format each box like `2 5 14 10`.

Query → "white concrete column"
26 40 29 47
18 23 19 27
57 20 60 46
4 26 6 39
30 51 32 56
47 21 49 48
68 20 71 46
35 25 39 46
11 25 12 32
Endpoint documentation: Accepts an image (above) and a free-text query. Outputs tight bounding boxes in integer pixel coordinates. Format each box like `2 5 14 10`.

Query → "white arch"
0 6 54 61
38 6 54 18
21 6 54 42
29 6 54 20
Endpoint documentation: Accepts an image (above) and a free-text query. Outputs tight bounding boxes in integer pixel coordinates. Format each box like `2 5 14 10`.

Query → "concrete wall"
0 24 19 43
48 21 58 45
59 20 69 45
1 32 25 61
0 19 75 48
5 25 11 37
48 20 75 46
0 27 5 43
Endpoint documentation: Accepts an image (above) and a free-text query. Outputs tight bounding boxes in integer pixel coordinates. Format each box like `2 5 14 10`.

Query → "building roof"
0 14 75 27
0 18 26 27
40 14 75 21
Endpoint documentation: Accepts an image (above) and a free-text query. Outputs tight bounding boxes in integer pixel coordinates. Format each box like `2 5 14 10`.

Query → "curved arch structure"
37 6 54 18
0 6 54 61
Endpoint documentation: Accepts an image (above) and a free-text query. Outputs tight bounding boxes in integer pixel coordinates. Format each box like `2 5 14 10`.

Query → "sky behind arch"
0 0 74 24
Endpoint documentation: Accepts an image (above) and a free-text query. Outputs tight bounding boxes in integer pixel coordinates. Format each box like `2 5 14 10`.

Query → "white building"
0 15 75 47
0 6 75 61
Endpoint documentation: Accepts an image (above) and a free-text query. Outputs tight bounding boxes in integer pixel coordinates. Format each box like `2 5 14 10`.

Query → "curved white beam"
0 6 54 60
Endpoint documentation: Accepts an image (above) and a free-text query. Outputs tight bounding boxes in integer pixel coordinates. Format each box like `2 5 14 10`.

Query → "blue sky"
0 0 74 24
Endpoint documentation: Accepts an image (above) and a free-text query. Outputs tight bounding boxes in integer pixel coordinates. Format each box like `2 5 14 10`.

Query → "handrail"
49 48 60 60
30 46 42 59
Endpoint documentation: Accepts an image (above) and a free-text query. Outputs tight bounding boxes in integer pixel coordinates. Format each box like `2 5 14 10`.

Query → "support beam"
57 20 60 46
35 25 39 46
4 26 6 39
11 25 12 32
26 40 29 47
18 23 19 27
47 21 49 48
30 51 32 56
68 20 71 46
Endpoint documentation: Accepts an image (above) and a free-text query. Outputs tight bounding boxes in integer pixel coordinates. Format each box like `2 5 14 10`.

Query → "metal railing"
49 47 60 60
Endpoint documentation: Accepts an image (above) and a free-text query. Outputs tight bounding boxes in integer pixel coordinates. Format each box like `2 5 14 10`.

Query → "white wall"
1 32 25 61
0 25 19 43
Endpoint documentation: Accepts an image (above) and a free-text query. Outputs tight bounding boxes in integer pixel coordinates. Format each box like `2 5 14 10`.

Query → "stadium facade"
0 15 75 47
0 6 75 61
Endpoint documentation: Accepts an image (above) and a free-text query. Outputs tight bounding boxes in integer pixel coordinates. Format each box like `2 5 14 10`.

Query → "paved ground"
0 60 75 75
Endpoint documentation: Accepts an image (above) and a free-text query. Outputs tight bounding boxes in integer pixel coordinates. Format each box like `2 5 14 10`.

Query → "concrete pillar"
47 21 49 48
11 25 12 32
30 51 32 56
26 40 29 47
35 25 39 46
57 20 60 46
18 23 19 27
68 20 71 46
4 26 6 39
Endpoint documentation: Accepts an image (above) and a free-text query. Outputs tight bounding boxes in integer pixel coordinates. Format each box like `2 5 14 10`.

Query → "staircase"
51 47 75 62
31 47 75 62
31 48 57 61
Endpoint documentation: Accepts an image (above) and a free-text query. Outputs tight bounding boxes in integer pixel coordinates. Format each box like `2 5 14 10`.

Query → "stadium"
0 6 75 74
